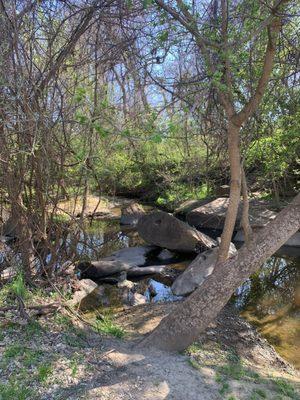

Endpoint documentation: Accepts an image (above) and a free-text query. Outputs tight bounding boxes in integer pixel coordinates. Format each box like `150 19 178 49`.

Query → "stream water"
78 219 300 369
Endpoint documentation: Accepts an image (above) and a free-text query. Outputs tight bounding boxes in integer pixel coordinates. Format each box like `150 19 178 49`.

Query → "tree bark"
218 121 241 262
241 165 252 244
138 194 300 352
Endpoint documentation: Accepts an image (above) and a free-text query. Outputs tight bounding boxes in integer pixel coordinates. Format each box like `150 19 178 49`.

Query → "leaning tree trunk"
218 121 241 262
138 194 300 352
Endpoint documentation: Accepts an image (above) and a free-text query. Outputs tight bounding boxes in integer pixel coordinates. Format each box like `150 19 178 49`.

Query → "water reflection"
233 255 300 368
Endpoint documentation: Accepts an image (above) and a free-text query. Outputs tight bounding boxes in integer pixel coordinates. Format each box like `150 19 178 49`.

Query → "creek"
78 218 300 369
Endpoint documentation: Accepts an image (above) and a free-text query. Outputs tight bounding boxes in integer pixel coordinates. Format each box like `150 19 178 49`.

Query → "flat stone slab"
187 198 277 230
103 246 156 266
171 243 237 296
174 199 214 218
127 265 166 277
77 260 133 279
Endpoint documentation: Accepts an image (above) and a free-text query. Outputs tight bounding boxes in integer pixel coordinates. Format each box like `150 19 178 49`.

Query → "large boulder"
187 198 277 230
171 243 237 296
137 211 216 252
120 202 146 226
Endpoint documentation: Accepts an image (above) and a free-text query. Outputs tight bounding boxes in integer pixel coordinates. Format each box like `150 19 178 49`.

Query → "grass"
272 378 300 399
37 363 53 382
249 388 267 399
24 320 43 337
94 316 125 338
10 272 27 298
2 343 44 368
70 354 83 378
188 358 201 370
0 381 33 400
186 342 202 354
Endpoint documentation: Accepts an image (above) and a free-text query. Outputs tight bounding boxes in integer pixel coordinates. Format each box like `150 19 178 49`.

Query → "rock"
137 211 217 253
117 279 135 290
120 202 145 226
127 265 166 277
68 279 101 311
0 266 16 282
171 243 237 296
77 260 133 279
129 292 147 306
174 199 213 218
235 229 300 247
1 216 19 238
216 185 230 197
157 249 176 261
187 197 277 230
103 246 156 267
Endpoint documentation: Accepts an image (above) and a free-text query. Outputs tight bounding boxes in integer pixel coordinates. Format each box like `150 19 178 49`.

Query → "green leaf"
143 0 153 9
150 134 163 144
158 30 169 43
75 113 88 124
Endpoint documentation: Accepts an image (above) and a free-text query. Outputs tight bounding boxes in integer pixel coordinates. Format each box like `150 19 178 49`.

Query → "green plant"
37 363 52 382
249 388 267 400
10 273 27 298
0 381 33 400
272 378 299 399
95 316 125 338
24 320 42 337
253 388 267 398
3 344 26 359
188 358 201 370
186 342 202 355
70 355 82 378
55 313 72 327
3 343 44 369
219 381 230 395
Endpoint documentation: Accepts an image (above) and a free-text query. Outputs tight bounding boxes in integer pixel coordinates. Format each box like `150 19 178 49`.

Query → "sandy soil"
0 302 299 400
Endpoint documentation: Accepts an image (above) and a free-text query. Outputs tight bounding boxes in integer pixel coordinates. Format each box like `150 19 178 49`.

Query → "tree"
139 193 300 351
151 0 292 261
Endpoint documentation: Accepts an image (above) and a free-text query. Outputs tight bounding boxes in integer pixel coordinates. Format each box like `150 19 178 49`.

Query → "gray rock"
68 279 100 311
117 279 135 290
234 229 300 247
127 265 166 277
103 245 156 266
215 185 230 197
137 211 216 252
171 243 237 296
174 199 213 218
157 249 175 261
129 292 147 306
187 197 277 230
77 260 133 279
120 202 145 226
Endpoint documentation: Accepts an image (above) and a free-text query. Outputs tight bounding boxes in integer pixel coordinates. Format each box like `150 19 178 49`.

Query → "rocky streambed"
62 202 300 370
1 196 299 369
